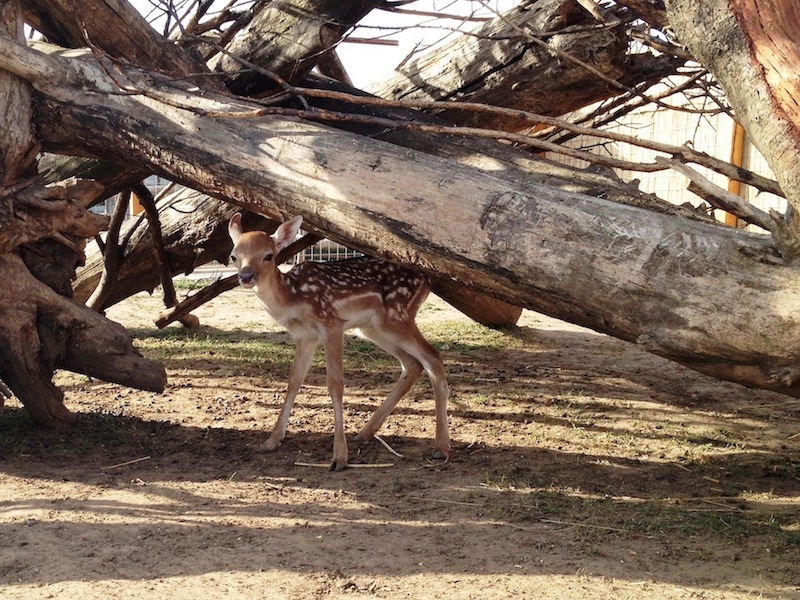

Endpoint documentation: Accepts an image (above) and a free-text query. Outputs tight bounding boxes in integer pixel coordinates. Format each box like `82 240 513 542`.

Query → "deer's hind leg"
354 335 423 443
355 323 449 459
405 329 450 459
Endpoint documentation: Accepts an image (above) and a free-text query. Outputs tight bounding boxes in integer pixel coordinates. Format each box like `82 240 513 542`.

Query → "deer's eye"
263 253 274 262
230 255 237 264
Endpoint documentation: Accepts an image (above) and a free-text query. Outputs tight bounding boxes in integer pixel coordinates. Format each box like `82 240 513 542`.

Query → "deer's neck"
252 269 294 323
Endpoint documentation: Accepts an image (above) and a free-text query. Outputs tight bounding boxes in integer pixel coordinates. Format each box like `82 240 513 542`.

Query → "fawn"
227 213 450 471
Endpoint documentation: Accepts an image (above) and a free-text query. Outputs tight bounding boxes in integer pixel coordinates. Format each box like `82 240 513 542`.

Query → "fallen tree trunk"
208 0 384 93
8 40 800 398
370 0 684 130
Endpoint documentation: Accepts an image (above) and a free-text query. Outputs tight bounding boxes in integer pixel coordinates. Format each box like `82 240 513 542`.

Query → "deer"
227 213 450 471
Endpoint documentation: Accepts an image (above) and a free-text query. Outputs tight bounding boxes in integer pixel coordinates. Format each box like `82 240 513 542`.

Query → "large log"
7 40 800 398
370 0 684 130
208 0 384 93
23 0 214 85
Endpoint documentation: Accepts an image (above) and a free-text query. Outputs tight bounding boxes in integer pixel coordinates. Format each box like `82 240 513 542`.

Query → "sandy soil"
1 287 799 599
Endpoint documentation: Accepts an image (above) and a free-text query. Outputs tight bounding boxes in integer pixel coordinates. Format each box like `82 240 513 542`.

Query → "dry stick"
101 455 152 470
277 86 783 198
409 496 480 506
156 274 238 328
156 231 323 328
662 158 775 232
548 69 710 146
87 190 130 311
294 461 395 469
539 518 628 533
248 104 669 174
373 434 405 458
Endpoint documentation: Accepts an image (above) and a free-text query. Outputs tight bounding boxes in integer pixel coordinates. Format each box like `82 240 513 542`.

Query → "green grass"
129 326 412 377
481 478 800 554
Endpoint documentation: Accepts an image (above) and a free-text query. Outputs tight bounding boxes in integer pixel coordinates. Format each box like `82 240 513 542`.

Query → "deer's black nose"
239 267 256 284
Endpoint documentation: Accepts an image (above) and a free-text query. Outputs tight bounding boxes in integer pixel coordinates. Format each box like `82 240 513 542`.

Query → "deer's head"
228 213 303 287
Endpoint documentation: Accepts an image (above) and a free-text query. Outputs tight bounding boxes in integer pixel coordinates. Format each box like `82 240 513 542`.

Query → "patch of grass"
131 328 296 376
127 313 518 378
0 408 36 458
422 320 526 355
128 326 419 378
481 475 800 556
172 277 218 291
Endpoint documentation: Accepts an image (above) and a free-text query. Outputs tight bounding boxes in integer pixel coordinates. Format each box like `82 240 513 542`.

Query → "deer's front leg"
260 335 318 453
323 329 347 471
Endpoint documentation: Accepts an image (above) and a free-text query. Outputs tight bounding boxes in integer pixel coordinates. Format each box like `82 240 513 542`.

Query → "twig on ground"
294 461 395 469
101 456 152 470
540 518 628 532
409 496 480 506
374 434 404 458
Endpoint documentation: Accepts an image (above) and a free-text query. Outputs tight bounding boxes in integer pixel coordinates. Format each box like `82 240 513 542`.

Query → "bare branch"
661 159 774 231
87 190 129 310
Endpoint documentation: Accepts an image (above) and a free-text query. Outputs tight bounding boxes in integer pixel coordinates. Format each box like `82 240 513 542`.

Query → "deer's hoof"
329 459 348 472
256 438 281 453
431 447 450 461
353 431 373 443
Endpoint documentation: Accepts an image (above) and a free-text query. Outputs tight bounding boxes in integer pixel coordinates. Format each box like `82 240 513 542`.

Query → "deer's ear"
273 215 303 251
228 213 244 243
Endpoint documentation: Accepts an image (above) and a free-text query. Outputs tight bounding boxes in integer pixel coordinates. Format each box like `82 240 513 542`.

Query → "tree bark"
0 2 166 425
22 0 214 86
0 0 35 183
208 0 384 94
666 0 800 260
0 252 166 427
370 0 684 130
9 39 800 398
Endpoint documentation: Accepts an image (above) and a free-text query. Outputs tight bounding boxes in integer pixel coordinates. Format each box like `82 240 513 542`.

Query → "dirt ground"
1 286 799 599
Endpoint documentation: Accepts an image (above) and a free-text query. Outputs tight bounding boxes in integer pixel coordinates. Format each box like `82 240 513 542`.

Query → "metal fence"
292 237 362 264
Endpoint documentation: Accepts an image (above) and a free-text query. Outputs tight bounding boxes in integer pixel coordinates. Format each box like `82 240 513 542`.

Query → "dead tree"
5 0 800 427
0 0 165 425
667 0 800 260
370 0 685 130
4 38 800 399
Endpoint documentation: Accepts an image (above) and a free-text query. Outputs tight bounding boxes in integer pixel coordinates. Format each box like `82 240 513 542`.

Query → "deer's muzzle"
238 266 256 285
